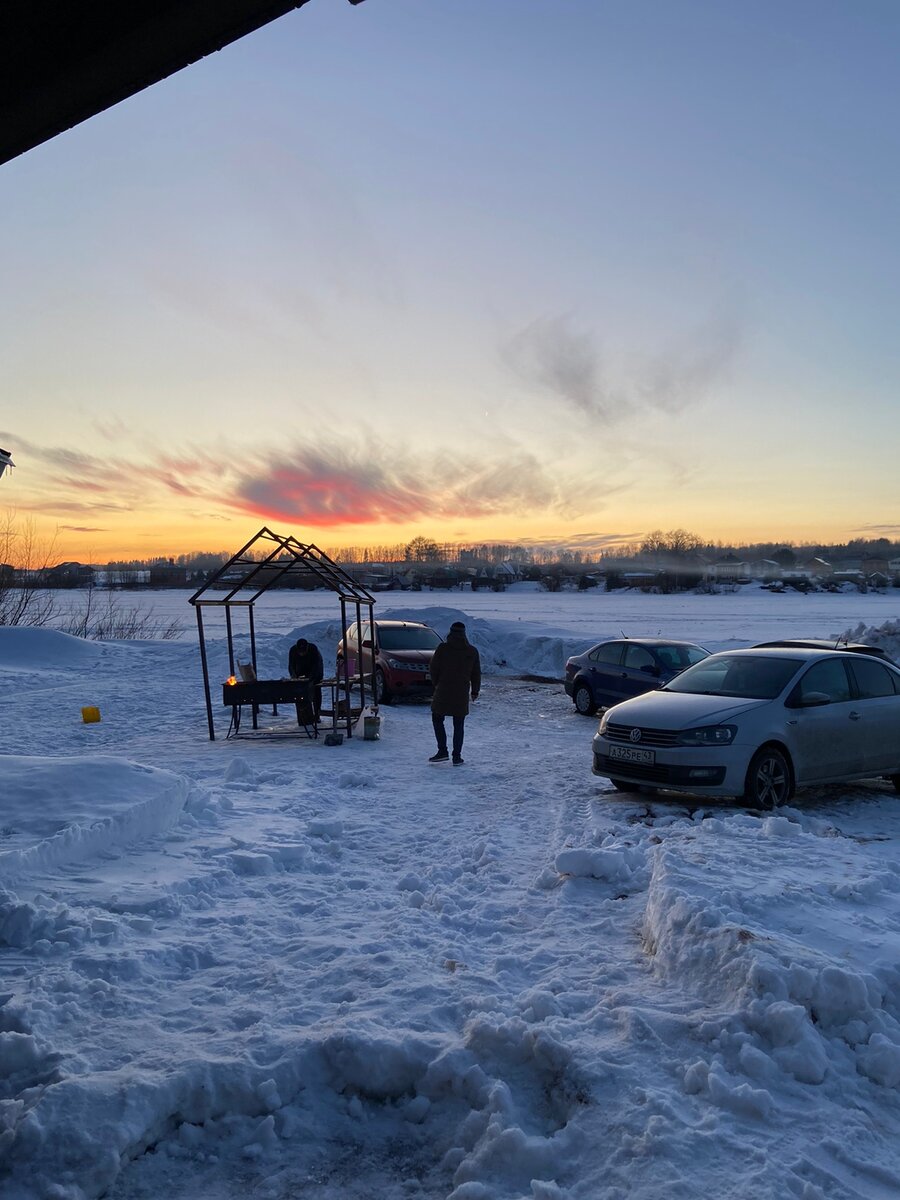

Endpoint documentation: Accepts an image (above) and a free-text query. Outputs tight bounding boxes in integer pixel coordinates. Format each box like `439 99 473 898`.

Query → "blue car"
564 637 710 715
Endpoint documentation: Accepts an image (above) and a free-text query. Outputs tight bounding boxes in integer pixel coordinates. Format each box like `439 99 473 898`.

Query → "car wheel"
374 668 393 705
610 778 640 793
743 746 793 809
573 682 597 715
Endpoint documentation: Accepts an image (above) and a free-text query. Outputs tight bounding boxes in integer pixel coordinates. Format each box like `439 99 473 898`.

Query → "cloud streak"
502 313 740 423
3 432 622 531
233 441 616 527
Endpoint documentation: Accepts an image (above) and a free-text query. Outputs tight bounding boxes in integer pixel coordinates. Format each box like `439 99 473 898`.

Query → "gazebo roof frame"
189 526 375 740
189 525 375 607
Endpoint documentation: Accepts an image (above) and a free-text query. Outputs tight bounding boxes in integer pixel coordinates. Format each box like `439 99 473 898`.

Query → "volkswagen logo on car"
629 728 642 743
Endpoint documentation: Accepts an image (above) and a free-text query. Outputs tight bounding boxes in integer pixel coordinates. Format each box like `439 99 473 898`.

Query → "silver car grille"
604 722 680 748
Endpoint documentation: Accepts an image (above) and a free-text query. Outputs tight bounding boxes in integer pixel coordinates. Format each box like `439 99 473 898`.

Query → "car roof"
598 637 706 647
713 645 900 667
372 619 433 629
753 639 894 661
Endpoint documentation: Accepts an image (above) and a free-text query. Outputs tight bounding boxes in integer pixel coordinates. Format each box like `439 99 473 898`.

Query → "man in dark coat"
429 621 480 764
288 637 324 722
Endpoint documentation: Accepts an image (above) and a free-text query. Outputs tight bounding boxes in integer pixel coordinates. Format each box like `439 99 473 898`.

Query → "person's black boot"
429 750 449 762
452 754 464 765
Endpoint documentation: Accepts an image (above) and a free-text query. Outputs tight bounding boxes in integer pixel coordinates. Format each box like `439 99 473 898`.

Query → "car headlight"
677 724 736 746
598 711 610 734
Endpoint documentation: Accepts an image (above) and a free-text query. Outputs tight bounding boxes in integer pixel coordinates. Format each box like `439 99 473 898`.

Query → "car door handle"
849 711 862 720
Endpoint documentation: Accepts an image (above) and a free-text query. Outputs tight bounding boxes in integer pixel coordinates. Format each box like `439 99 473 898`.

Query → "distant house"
862 555 890 577
803 557 833 579
423 567 462 590
707 554 752 583
495 561 521 583
888 558 900 578
94 567 150 587
43 561 95 587
751 559 782 582
621 570 662 588
832 569 865 587
355 571 399 591
148 563 189 587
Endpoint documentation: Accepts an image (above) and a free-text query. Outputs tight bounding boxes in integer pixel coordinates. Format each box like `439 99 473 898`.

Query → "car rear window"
588 642 624 665
377 626 441 651
665 654 803 699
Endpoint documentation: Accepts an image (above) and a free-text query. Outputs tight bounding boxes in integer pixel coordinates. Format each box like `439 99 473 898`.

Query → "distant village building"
707 553 752 583
495 561 521 583
832 568 865 586
43 561 95 587
751 559 782 582
94 568 150 586
803 557 833 579
862 554 890 578
148 563 189 587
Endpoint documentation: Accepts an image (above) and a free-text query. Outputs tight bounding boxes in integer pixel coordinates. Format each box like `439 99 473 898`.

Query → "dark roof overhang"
0 0 365 167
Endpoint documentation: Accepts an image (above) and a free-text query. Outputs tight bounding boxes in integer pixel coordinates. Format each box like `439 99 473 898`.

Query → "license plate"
608 745 655 766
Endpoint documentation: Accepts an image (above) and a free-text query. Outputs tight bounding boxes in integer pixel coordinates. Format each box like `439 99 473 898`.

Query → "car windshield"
663 654 803 699
655 644 709 671
377 626 441 651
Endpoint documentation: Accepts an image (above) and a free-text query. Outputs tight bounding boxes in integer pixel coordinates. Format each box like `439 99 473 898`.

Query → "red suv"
336 619 443 704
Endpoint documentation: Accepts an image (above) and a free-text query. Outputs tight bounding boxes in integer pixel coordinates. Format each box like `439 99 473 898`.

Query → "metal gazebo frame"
189 526 375 741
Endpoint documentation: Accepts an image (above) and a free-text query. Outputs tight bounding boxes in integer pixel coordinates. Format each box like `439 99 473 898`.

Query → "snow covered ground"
3 586 900 1199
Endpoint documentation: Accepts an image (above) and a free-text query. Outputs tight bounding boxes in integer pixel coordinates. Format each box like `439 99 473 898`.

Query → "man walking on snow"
429 620 481 764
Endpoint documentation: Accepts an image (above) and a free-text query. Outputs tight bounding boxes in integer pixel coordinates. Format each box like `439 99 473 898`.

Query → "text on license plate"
608 745 655 766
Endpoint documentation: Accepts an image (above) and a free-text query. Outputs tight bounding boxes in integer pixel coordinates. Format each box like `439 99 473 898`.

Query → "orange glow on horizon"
28 509 890 566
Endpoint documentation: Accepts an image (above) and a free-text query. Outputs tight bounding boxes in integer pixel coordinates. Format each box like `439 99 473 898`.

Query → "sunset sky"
2 0 899 562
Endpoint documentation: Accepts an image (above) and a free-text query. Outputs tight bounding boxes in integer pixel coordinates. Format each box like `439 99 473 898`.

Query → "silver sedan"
591 646 900 807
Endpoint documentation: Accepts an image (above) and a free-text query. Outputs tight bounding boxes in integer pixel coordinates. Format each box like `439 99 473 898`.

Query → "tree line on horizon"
118 530 900 571
5 511 898 577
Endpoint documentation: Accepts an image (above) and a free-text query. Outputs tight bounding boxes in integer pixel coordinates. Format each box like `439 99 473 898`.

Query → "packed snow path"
3 608 900 1198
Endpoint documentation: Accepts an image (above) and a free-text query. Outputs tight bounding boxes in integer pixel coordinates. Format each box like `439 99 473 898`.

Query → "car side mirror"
640 664 661 676
362 639 373 649
794 691 832 707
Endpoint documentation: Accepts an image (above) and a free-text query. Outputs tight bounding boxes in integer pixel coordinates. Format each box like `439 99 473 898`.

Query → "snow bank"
0 756 191 887
0 626 102 671
643 813 900 1096
836 618 900 663
2 1021 585 1200
272 605 594 682
555 844 645 887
